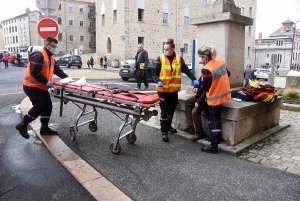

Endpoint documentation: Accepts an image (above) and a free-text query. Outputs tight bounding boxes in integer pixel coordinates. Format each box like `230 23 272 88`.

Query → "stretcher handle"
159 98 164 102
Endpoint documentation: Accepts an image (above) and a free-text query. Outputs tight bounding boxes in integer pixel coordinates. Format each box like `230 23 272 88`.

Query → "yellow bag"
139 63 145 69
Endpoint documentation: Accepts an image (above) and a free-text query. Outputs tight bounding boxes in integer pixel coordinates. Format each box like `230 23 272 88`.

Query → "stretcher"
51 80 161 154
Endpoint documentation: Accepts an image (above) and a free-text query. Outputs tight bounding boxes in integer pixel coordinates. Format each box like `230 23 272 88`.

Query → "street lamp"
289 20 300 70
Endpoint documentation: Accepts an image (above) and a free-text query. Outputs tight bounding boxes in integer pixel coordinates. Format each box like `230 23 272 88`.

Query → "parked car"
186 63 192 71
57 54 71 66
57 54 82 69
255 68 271 80
119 58 156 81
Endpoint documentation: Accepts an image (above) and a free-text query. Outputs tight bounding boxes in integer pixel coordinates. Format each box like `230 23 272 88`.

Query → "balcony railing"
89 41 96 48
89 25 96 32
88 10 96 18
88 2 95 8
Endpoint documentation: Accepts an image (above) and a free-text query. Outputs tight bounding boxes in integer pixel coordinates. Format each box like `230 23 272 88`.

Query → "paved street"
2 64 300 200
240 110 300 175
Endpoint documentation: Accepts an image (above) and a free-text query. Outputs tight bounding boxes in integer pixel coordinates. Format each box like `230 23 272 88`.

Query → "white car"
255 69 271 80
186 63 192 71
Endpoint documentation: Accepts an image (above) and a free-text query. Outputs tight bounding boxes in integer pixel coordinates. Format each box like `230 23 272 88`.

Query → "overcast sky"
0 0 299 39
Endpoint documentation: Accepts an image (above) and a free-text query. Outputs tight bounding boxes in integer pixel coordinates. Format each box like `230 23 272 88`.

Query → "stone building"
1 10 44 53
52 0 96 55
255 19 300 70
95 0 256 67
0 24 4 50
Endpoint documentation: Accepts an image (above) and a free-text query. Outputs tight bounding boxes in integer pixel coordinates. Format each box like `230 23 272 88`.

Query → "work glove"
46 81 53 88
157 81 163 88
193 80 200 87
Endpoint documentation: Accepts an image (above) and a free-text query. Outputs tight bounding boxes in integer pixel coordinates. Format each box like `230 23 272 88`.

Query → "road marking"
0 92 24 96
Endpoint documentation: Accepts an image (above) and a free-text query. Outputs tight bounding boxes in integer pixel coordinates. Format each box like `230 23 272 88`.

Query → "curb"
281 103 300 112
20 97 132 201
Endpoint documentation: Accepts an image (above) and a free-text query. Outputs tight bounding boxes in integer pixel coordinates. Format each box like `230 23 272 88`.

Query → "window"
13 36 15 43
12 27 14 33
102 14 105 25
16 36 18 43
183 43 188 54
107 37 112 54
247 47 250 57
162 41 167 53
249 7 252 17
58 4 61 10
113 10 117 22
80 21 83 26
138 37 145 47
58 33 62 41
162 2 168 24
184 6 189 27
79 8 84 13
69 20 73 26
202 0 207 5
58 17 62 25
163 13 168 24
138 9 144 21
68 6 73 12
241 6 245 15
184 16 189 27
69 35 73 41
15 26 17 32
80 36 84 41
248 26 251 37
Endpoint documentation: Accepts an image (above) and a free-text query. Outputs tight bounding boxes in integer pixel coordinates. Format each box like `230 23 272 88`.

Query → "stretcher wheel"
110 143 121 154
153 110 158 116
89 122 98 132
70 127 76 141
126 134 137 144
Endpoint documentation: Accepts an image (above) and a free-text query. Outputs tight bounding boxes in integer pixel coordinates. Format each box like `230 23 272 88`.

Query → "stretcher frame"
52 81 160 154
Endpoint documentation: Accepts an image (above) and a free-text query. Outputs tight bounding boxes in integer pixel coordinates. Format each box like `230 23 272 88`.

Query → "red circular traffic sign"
37 18 59 40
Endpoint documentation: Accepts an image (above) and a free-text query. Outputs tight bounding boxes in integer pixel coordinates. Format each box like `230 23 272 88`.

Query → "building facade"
255 19 300 70
95 0 256 67
52 0 96 55
0 24 4 50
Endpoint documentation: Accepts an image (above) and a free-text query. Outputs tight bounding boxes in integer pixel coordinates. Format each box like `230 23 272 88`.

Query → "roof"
282 19 294 24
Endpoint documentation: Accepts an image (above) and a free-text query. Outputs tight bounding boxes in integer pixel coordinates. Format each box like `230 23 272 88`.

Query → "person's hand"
193 80 200 86
195 102 199 108
193 88 198 93
158 81 163 87
46 81 53 88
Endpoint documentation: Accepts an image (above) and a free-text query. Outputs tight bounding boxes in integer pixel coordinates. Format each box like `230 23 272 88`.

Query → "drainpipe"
176 0 178 49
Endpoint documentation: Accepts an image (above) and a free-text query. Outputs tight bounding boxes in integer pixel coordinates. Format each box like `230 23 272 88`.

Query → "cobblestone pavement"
240 110 300 176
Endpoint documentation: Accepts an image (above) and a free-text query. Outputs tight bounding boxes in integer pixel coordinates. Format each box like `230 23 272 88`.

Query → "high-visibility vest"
204 58 231 106
23 49 55 91
156 55 182 92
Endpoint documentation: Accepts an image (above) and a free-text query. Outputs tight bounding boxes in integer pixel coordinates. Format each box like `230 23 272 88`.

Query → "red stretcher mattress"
53 81 160 104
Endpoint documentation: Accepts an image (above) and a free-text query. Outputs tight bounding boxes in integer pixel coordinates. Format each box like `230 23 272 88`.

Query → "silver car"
255 69 271 80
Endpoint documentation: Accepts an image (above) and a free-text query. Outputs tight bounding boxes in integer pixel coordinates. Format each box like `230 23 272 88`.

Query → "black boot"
169 126 177 134
201 144 218 154
40 126 58 135
15 122 29 139
162 132 169 142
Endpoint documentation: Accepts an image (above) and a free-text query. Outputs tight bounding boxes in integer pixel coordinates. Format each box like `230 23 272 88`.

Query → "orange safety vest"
23 49 55 91
204 58 231 106
156 55 181 92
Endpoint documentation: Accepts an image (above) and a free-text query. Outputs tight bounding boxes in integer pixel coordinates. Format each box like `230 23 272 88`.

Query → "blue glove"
46 81 52 88
157 81 163 87
193 80 200 86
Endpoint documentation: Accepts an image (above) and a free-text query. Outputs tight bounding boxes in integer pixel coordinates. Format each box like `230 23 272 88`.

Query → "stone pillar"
190 0 253 87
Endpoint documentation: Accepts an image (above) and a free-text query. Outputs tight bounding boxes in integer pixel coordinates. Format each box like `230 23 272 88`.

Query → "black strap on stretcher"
60 83 70 117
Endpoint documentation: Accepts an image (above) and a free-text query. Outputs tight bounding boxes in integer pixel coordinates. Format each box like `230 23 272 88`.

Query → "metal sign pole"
46 0 49 17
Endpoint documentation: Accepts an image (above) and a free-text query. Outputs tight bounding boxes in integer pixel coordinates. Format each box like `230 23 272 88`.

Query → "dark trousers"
23 85 53 126
136 70 149 88
207 105 223 144
185 96 207 136
4 60 8 68
157 92 178 132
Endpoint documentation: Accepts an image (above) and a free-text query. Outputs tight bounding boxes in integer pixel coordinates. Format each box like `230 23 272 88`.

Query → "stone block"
171 90 283 146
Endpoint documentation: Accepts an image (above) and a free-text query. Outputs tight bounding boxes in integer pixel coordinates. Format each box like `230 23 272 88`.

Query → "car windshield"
125 59 136 65
73 56 81 60
20 53 28 58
